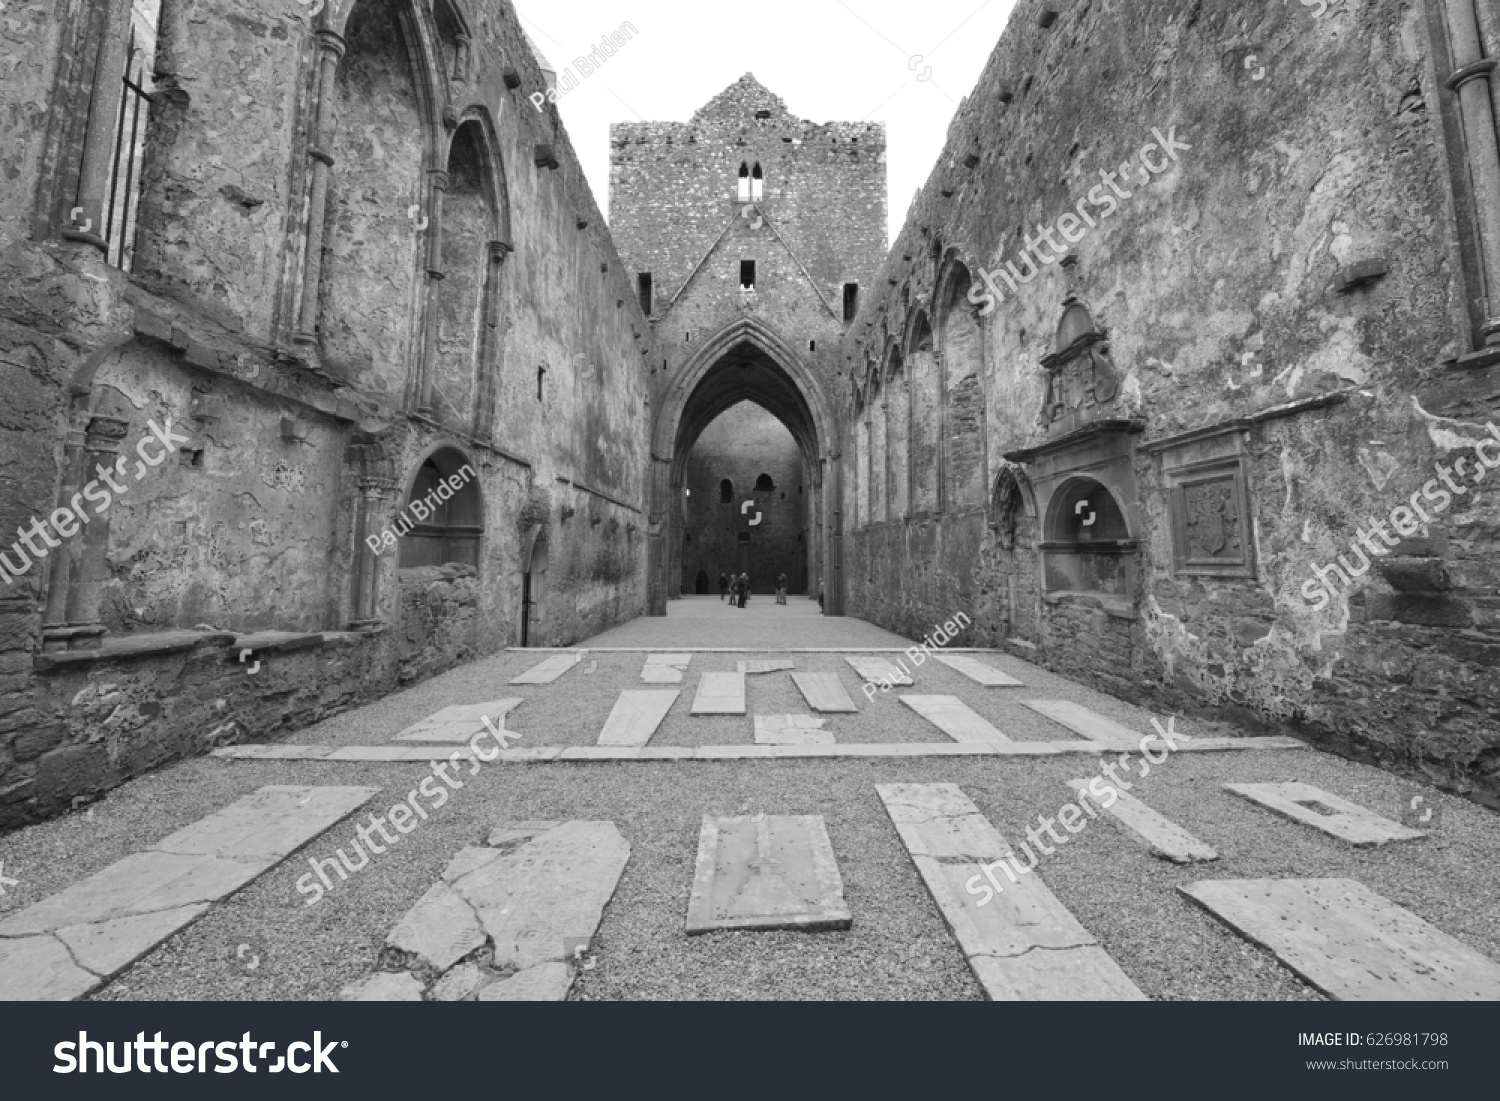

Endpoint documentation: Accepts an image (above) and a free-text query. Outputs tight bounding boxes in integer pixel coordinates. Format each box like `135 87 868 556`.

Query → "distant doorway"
695 568 709 594
521 528 549 647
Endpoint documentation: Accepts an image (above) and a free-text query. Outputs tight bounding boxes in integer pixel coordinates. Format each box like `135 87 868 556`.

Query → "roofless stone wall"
840 0 1500 807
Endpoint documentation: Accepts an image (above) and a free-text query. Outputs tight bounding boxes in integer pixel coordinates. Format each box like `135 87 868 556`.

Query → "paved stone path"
4 598 1498 1001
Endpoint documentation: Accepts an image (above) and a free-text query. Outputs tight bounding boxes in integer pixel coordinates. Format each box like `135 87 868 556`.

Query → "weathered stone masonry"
840 0 1500 807
0 0 654 827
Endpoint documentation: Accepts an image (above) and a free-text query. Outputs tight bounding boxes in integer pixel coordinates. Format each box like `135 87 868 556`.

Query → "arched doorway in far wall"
520 526 548 647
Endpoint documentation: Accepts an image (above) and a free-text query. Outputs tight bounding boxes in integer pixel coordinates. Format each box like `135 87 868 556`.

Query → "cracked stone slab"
509 651 585 684
901 695 1011 745
339 971 425 1001
597 690 679 746
844 656 912 685
754 714 834 746
691 672 746 714
642 653 691 683
486 821 564 847
930 654 1023 686
394 699 522 743
385 878 490 974
790 672 858 713
476 961 573 1001
1180 878 1500 1000
738 658 795 674
687 815 851 934
1224 782 1426 846
1066 780 1218 863
1022 700 1155 749
876 784 1146 1001
0 785 376 1000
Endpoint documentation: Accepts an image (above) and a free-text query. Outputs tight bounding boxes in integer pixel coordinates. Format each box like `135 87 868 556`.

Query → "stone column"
416 168 450 415
1443 0 1500 347
64 0 133 253
934 347 948 513
880 390 891 523
292 30 348 349
351 477 395 627
472 240 512 438
46 414 129 650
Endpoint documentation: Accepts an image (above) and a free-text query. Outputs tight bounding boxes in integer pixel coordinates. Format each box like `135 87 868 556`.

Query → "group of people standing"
718 570 789 607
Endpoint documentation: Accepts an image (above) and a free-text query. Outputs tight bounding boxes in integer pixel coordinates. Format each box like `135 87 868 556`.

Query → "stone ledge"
232 630 326 655
33 630 236 672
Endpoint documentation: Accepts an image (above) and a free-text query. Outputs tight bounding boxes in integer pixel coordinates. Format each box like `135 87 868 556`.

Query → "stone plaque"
686 815 851 934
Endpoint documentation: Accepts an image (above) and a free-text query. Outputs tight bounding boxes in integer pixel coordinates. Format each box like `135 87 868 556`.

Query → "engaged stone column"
351 476 395 627
292 30 348 349
416 168 450 416
64 0 134 252
1444 0 1500 346
51 414 129 650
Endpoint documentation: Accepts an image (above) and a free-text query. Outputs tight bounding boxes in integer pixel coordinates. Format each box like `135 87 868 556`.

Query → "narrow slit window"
638 272 653 315
843 282 860 322
737 162 751 202
719 479 733 503
750 162 764 201
740 260 756 288
536 366 545 401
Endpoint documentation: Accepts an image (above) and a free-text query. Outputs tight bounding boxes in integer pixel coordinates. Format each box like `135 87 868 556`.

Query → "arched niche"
398 446 482 568
1040 476 1136 598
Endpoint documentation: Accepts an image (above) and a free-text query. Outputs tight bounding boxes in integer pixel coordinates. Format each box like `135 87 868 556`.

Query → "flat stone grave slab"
597 690 679 746
876 783 1147 1001
641 653 691 683
901 695 1011 745
1066 780 1217 863
930 654 1022 686
686 815 851 934
790 672 858 713
510 651 584 685
0 785 377 1001
691 671 746 715
738 658 795 674
347 820 631 1001
754 714 834 746
1224 782 1426 847
1022 699 1152 749
1180 878 1500 1000
844 656 912 686
395 699 522 743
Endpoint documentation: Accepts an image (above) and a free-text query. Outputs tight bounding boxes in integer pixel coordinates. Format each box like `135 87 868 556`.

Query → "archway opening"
1043 477 1133 596
398 447 482 568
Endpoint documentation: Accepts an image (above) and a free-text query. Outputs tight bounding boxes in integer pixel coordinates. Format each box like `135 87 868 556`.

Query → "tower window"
754 473 775 492
843 282 860 321
740 260 756 288
638 272 652 315
537 366 545 401
808 340 817 352
751 162 764 201
719 479 733 503
737 162 751 202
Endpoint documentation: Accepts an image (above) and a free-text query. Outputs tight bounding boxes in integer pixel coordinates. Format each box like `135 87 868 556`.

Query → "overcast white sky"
511 0 1019 245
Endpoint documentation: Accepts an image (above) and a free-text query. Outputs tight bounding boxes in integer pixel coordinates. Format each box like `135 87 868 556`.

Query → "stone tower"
610 75 887 609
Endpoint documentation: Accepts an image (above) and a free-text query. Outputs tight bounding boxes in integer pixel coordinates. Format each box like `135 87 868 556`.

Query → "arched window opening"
754 473 775 492
750 162 764 200
399 450 483 569
737 162 751 202
719 478 733 503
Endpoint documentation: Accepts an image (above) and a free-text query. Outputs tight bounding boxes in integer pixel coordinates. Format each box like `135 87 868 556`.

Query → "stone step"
509 651 585 685
1065 780 1218 863
901 695 1011 745
1180 877 1500 1000
597 690 680 746
875 783 1146 1000
844 656 913 686
395 699 522 743
1224 782 1426 847
691 671 746 715
790 672 858 712
930 654 1022 686
0 786 377 1000
340 820 631 1002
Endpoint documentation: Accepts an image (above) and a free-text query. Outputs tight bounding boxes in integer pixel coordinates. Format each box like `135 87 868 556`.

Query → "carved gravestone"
686 815 851 934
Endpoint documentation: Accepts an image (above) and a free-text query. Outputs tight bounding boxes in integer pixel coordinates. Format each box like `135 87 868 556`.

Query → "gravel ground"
2 601 1495 1002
